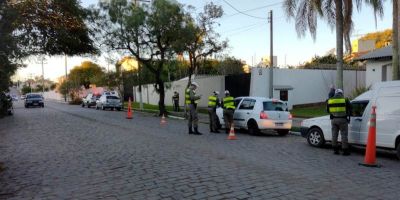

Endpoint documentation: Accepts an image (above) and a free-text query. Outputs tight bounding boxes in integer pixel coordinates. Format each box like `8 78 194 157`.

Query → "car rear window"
263 101 286 111
27 94 42 99
106 96 119 100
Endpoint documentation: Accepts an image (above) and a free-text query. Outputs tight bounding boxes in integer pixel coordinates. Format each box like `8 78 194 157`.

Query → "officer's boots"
194 127 202 135
333 146 340 155
188 127 194 134
342 148 351 156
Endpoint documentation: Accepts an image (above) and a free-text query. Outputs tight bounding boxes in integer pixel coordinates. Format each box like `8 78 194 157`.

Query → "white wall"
134 76 225 108
366 61 392 87
250 68 366 109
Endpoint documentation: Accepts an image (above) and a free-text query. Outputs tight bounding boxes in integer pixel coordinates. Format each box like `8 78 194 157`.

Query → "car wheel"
87 104 91 108
96 105 99 110
396 140 400 160
41 104 44 108
307 127 325 147
247 120 260 135
277 130 289 136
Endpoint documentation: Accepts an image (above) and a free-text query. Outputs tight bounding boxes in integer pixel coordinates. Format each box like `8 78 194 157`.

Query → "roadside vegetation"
290 105 327 118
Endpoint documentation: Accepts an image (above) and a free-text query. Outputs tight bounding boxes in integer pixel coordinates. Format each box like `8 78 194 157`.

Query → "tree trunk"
393 0 399 80
335 0 344 90
157 75 166 116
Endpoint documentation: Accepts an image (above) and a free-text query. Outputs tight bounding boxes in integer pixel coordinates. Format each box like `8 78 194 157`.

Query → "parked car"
95 94 122 111
300 81 400 159
25 93 44 108
20 95 26 100
82 93 101 108
11 94 18 101
216 97 292 135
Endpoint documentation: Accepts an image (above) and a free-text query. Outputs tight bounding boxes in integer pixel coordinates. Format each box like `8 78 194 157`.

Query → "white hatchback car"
216 97 292 135
300 81 400 159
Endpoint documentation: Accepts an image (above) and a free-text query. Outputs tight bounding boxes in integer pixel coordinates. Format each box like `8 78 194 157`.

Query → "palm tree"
283 0 383 90
393 0 399 80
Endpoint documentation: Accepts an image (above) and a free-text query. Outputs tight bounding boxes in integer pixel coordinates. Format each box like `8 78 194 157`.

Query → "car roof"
353 90 373 101
235 96 283 102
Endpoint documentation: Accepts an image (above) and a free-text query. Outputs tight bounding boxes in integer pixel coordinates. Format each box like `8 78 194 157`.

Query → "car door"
232 98 243 128
235 98 256 128
349 101 369 143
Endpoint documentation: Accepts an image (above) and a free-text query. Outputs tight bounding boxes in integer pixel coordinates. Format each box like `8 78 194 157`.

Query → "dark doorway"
225 74 251 98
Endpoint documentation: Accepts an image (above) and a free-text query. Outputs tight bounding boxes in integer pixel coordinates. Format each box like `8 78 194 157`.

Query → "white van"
300 81 400 159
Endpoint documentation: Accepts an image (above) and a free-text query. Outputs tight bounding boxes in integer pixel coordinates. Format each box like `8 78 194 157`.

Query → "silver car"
95 94 122 111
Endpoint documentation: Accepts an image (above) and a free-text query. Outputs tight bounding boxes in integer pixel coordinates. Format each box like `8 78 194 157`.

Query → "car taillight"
289 114 293 120
260 111 268 119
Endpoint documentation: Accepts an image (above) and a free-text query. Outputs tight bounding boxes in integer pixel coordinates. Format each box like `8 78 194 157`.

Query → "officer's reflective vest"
185 88 191 105
328 97 347 117
208 96 217 108
223 96 235 109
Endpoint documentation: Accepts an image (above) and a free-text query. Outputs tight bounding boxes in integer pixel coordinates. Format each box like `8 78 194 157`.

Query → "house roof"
356 45 392 61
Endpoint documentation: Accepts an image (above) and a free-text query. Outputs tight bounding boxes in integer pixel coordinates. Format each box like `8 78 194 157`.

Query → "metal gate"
224 74 251 98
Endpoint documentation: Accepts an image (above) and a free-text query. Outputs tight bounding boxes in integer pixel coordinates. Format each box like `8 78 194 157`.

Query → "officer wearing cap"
222 90 235 133
208 91 220 133
188 82 202 135
327 89 352 155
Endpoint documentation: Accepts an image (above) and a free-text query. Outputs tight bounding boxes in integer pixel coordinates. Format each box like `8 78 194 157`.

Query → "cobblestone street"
1 101 400 200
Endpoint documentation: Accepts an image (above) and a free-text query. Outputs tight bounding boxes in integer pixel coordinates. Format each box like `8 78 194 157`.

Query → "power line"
224 22 264 34
221 0 268 20
225 1 284 18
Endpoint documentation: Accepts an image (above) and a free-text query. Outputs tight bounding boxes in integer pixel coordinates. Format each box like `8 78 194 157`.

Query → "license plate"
275 123 284 127
33 103 38 105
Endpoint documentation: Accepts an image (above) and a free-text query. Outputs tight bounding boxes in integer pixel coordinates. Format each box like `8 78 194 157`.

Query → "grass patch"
124 101 209 114
290 105 327 118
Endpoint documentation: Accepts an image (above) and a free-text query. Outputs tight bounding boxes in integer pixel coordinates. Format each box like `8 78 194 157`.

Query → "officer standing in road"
208 91 220 133
222 90 235 134
327 89 352 156
188 82 202 135
172 91 179 112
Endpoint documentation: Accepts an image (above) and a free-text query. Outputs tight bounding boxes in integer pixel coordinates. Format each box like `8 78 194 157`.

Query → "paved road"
1 101 400 200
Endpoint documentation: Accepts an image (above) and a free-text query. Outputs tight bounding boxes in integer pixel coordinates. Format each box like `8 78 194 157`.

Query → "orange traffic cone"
227 124 237 140
126 97 133 119
359 106 380 167
160 114 167 125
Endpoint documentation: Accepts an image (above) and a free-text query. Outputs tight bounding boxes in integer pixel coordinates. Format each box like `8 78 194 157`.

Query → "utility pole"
65 54 68 102
268 10 274 99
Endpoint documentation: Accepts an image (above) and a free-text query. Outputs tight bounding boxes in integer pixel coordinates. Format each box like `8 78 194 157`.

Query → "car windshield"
106 96 119 100
263 101 286 111
27 94 42 99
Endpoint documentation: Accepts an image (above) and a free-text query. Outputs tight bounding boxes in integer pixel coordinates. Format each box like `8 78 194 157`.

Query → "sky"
15 0 393 82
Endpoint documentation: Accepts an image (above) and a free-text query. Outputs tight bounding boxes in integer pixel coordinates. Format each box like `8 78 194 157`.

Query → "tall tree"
177 2 227 87
283 0 383 90
11 0 97 56
90 0 188 115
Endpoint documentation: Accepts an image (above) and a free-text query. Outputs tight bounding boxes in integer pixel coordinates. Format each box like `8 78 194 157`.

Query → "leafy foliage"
68 61 105 89
11 0 98 56
359 29 392 49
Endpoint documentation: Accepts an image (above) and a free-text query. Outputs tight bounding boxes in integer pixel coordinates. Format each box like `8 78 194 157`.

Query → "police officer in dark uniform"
327 89 352 156
188 82 202 135
172 91 179 112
